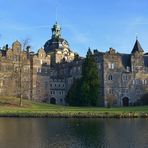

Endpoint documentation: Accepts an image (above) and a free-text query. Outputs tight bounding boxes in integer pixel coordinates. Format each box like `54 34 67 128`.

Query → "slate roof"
144 55 148 67
44 38 69 53
120 53 131 68
131 39 144 54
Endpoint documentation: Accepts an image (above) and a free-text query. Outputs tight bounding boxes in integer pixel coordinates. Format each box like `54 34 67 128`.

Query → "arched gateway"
122 97 129 106
50 97 56 104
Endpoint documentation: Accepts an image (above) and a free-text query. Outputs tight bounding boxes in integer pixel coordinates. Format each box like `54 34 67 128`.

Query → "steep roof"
131 39 144 54
120 53 131 68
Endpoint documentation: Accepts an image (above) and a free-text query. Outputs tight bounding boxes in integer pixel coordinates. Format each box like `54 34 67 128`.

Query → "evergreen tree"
65 79 81 106
65 48 100 106
81 48 100 106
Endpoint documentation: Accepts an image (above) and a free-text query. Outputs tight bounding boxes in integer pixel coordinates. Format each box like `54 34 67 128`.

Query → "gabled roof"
131 39 144 54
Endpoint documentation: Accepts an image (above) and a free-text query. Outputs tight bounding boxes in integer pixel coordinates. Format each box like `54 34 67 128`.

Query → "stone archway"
122 97 129 106
50 97 56 104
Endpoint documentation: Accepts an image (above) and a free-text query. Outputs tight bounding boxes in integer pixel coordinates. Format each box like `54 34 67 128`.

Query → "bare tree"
22 38 30 51
17 38 31 106
106 95 116 108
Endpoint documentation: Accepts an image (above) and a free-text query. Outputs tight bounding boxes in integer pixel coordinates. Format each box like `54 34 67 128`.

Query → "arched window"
108 74 113 80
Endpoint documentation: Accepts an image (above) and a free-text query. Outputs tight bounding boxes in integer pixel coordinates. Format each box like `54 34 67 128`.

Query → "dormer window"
112 63 115 69
126 66 130 72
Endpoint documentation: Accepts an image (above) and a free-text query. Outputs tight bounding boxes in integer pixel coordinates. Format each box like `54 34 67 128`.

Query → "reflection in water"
0 118 148 148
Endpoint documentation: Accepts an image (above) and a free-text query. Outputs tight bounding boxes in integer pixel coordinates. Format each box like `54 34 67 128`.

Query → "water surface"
0 118 148 148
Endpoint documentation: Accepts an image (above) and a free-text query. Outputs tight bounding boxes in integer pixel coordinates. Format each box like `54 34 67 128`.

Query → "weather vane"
55 1 58 22
136 33 138 40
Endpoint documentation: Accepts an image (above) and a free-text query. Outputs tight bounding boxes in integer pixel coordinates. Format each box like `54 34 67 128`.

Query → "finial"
136 33 138 40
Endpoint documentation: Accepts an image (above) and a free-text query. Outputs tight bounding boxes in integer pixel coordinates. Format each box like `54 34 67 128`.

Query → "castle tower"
131 39 144 72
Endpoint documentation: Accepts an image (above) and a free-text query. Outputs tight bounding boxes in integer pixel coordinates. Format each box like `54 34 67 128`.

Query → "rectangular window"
108 88 113 94
37 68 41 73
126 66 130 72
123 75 128 80
142 80 145 85
40 59 43 65
98 63 101 69
136 79 139 84
111 63 114 69
108 63 112 69
108 63 114 69
142 80 147 85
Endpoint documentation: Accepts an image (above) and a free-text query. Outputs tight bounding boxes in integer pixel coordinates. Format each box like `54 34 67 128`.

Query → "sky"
0 0 148 56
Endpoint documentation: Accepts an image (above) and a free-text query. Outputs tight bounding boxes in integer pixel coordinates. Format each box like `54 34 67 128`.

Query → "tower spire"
55 1 59 23
55 2 58 23
131 39 144 54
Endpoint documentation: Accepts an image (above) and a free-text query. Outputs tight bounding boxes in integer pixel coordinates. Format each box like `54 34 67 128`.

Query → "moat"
0 118 148 148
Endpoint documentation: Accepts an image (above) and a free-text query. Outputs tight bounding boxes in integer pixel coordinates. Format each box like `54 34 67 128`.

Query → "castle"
0 22 148 106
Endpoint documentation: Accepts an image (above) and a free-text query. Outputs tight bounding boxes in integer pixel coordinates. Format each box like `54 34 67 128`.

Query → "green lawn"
0 97 148 118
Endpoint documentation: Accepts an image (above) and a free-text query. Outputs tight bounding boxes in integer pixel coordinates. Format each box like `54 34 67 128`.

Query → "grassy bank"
0 97 148 118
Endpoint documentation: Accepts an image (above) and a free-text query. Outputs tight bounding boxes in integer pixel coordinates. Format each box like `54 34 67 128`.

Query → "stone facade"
94 41 148 106
0 22 148 106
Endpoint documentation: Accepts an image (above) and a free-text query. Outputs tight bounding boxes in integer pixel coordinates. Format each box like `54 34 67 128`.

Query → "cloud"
64 24 91 44
130 17 148 26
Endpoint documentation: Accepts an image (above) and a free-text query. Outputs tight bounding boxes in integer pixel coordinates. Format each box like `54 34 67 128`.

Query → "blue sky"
0 0 148 56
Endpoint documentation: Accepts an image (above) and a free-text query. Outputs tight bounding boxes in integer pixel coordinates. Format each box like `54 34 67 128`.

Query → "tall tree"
65 48 100 106
80 48 100 106
65 79 81 106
